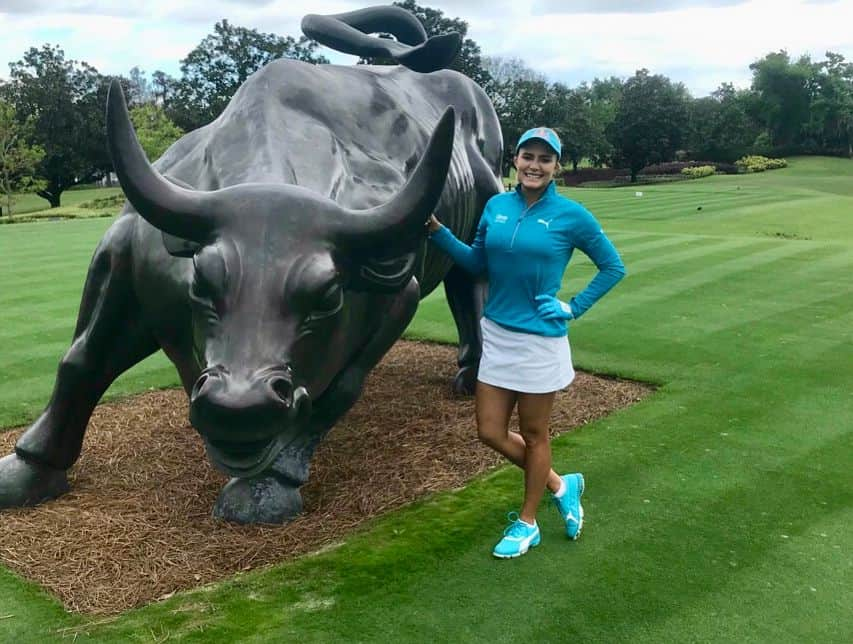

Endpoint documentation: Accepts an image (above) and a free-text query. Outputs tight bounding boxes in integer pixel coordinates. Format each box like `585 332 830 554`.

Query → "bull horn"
336 106 455 256
106 79 214 241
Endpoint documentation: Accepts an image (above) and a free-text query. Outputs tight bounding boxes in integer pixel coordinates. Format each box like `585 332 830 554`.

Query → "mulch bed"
0 340 651 615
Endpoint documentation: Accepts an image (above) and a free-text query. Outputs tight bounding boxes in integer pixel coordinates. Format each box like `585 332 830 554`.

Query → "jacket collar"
515 180 558 205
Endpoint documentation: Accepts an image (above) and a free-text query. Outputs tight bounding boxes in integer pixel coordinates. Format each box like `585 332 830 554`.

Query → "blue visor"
516 127 562 157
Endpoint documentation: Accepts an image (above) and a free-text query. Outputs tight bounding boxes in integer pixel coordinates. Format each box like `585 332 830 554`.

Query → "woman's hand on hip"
535 294 574 321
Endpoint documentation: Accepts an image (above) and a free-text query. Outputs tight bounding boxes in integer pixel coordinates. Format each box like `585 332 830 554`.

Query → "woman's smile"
514 140 560 200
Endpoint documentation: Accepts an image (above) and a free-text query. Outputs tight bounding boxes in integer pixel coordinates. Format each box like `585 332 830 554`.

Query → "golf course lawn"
0 156 850 642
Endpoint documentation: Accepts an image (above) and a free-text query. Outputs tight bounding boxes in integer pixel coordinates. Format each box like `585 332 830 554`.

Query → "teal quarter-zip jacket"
429 181 626 337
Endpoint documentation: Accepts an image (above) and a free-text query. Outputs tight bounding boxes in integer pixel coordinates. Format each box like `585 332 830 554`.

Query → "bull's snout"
189 366 311 441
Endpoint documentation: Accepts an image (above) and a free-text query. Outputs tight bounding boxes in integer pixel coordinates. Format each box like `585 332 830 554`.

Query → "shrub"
79 193 126 211
735 155 788 173
681 165 716 179
752 132 773 156
560 167 630 186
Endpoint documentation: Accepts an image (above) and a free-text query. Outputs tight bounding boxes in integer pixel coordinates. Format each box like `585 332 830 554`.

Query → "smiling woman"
426 125 626 559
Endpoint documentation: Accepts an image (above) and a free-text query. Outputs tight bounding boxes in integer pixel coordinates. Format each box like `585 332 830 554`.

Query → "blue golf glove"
535 294 574 321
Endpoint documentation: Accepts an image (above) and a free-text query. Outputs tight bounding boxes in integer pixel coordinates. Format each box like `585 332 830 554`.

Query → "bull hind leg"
444 142 502 395
442 174 497 394
0 219 159 509
444 266 486 395
213 278 421 525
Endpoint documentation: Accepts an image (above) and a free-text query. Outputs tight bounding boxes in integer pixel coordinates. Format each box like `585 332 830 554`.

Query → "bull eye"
307 283 343 322
190 251 227 315
189 273 220 315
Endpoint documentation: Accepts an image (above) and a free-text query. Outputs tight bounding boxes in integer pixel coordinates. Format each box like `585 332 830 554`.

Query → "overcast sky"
0 0 851 96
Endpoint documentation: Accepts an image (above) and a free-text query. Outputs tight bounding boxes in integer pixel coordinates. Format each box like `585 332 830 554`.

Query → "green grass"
1 157 851 642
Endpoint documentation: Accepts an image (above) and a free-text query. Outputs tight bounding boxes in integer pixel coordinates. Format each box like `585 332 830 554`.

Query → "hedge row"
639 161 739 175
560 167 630 186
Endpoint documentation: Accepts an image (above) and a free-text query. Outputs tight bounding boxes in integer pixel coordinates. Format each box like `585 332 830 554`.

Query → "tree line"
1 0 852 213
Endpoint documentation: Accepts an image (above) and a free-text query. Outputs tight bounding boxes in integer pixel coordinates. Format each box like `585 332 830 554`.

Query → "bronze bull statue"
0 6 502 523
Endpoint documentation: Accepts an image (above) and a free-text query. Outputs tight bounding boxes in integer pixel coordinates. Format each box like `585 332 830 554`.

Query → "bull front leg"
0 217 159 509
212 277 421 525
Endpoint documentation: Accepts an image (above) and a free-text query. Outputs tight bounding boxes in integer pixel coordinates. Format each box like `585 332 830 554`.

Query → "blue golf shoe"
552 473 584 540
492 512 540 558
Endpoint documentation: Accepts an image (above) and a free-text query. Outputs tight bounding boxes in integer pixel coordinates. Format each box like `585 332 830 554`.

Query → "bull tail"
302 7 461 73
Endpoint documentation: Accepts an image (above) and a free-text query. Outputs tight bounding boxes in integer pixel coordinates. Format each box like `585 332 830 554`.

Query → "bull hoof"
0 453 69 509
452 365 478 396
213 474 303 525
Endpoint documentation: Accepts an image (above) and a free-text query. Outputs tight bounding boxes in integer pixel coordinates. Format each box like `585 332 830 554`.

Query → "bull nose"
191 365 226 403
267 373 293 407
189 367 300 440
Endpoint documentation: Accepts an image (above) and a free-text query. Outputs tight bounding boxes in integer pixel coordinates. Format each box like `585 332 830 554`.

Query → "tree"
126 66 154 106
482 56 544 87
3 45 107 208
0 100 46 217
687 83 760 162
585 77 623 166
166 20 328 131
807 52 853 156
541 84 601 173
609 69 691 181
481 56 546 172
490 78 550 176
359 1 491 88
151 70 175 106
749 51 812 148
129 104 184 161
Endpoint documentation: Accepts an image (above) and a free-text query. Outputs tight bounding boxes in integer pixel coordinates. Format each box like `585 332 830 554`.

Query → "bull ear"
346 243 426 293
160 176 202 257
162 234 202 258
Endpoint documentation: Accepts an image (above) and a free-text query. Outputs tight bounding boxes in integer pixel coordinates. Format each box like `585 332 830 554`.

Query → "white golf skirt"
477 317 575 394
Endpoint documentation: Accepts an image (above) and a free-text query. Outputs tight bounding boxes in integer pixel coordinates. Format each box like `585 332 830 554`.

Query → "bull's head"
105 79 453 480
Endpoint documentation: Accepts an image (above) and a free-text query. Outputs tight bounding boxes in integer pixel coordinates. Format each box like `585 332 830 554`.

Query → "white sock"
553 477 567 498
519 517 537 528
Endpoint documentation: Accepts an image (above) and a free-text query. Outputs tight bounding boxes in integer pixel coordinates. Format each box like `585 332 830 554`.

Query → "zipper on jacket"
509 199 543 249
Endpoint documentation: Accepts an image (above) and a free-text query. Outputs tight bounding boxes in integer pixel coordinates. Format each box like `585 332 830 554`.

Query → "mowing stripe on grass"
608 234 709 255
592 242 818 318
620 236 762 271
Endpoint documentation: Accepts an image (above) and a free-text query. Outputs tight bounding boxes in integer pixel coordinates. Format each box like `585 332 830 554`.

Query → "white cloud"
475 0 853 94
1 0 851 96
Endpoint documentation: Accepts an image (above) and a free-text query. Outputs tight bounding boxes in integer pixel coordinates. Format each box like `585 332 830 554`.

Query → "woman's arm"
427 213 488 276
569 223 626 319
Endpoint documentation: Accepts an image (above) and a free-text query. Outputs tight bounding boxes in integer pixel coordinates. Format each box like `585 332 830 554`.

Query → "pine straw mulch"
0 340 651 615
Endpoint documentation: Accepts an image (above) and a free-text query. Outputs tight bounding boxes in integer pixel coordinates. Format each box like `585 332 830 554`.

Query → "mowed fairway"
0 157 851 642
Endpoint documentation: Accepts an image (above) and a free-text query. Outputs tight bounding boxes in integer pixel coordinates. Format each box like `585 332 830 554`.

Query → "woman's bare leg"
475 382 562 502
516 391 558 524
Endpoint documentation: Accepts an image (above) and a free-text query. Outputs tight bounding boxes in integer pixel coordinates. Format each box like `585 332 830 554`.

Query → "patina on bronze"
0 5 503 524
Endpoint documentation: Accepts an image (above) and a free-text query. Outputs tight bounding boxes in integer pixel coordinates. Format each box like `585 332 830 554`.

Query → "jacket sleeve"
428 212 488 277
569 210 626 319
